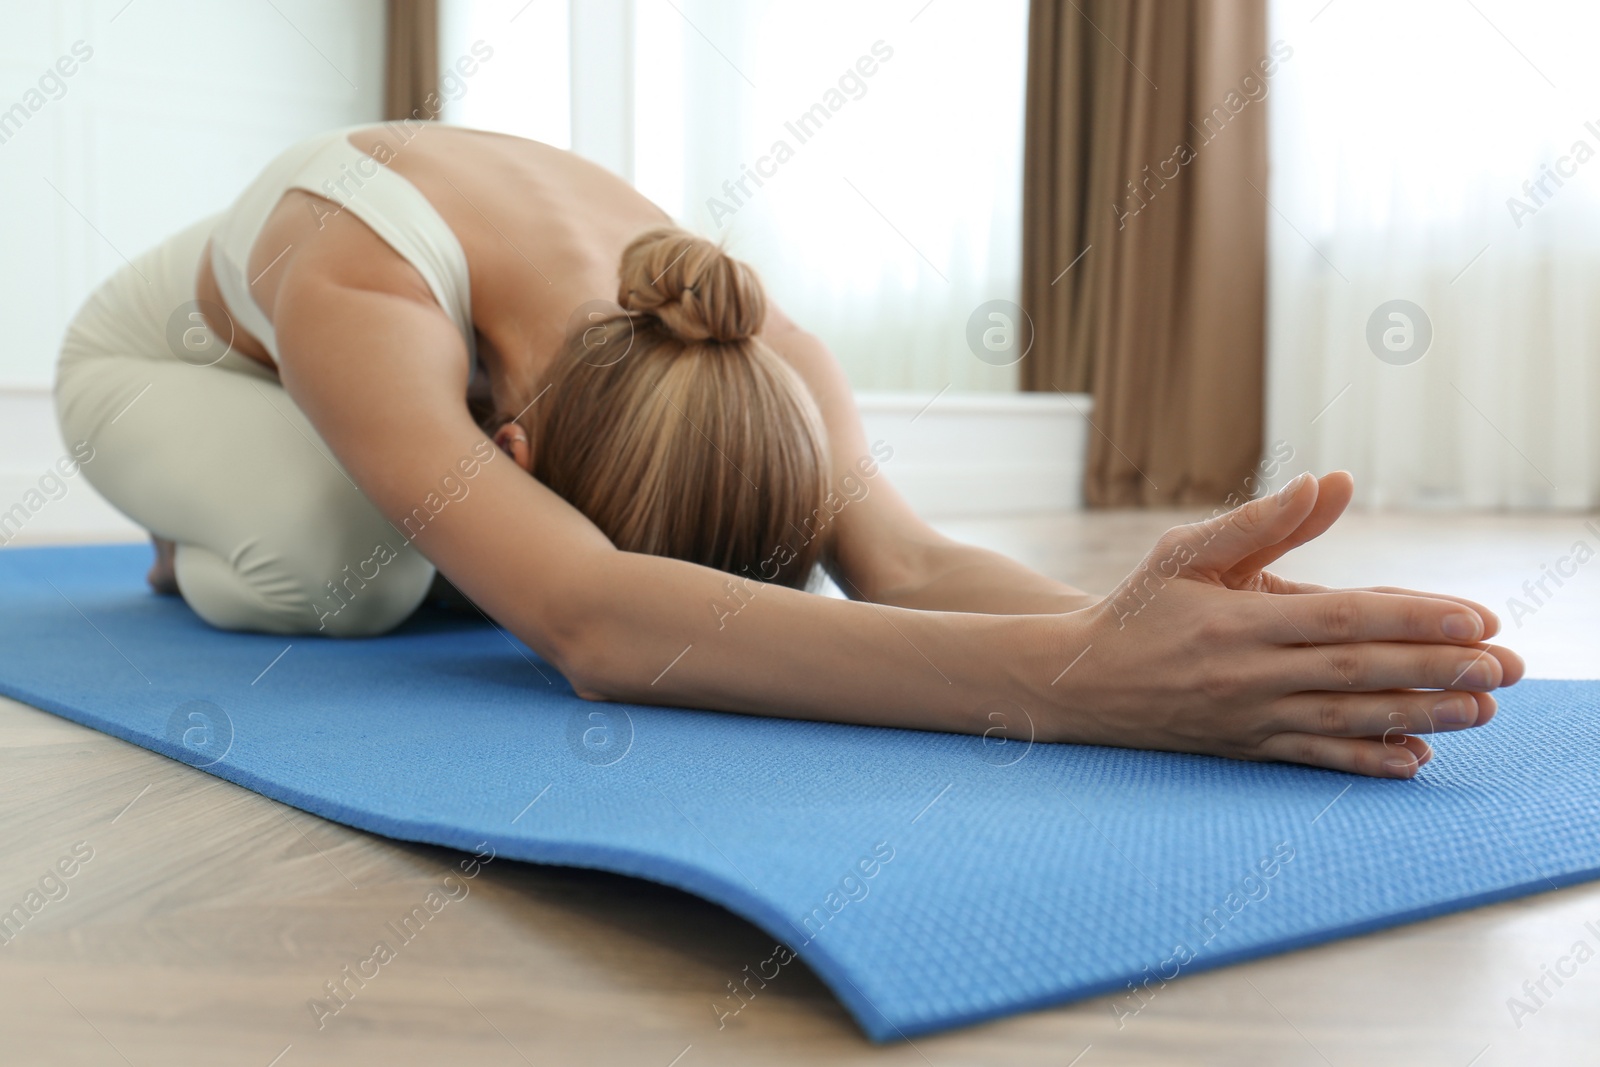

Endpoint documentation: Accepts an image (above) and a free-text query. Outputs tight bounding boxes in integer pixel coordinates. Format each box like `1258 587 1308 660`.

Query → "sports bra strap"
208 124 475 363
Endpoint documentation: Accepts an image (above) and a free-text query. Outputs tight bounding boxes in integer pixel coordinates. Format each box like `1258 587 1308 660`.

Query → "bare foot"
147 536 179 595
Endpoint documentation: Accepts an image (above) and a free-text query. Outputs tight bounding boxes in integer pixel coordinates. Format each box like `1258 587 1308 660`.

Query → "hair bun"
618 226 766 343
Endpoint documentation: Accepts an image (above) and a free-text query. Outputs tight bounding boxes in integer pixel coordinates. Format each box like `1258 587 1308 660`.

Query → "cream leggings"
54 215 435 636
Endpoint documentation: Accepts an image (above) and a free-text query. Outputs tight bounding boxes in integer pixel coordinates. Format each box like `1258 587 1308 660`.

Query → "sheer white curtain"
438 0 570 147
632 0 1029 393
1267 0 1600 509
439 0 1028 393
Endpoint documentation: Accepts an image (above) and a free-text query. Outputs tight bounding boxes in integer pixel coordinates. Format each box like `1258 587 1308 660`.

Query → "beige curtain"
1021 1 1268 508
383 0 440 122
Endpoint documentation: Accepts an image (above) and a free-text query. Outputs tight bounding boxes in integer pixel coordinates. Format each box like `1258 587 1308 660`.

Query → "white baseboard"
0 386 1091 543
0 388 141 544
856 391 1091 517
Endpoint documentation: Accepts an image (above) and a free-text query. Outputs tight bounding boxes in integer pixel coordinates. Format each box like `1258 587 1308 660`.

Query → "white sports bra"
208 123 475 363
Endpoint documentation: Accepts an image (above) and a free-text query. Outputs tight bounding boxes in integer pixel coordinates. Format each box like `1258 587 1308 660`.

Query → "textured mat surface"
2 543 1596 1040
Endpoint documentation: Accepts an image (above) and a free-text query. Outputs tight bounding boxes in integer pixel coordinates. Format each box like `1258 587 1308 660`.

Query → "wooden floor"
2 510 1597 1066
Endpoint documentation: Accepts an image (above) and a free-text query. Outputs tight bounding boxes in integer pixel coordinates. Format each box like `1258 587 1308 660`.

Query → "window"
443 0 1031 394
1267 0 1600 508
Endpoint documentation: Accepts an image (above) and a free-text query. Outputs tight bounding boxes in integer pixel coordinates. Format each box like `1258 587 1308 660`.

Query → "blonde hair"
513 227 830 588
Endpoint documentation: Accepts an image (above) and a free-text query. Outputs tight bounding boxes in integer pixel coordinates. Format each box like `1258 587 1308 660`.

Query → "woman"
55 123 1522 779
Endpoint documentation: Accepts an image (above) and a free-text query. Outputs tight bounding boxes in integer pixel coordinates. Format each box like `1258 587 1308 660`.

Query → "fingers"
1283 642 1518 693
1234 577 1505 642
1397 733 1435 767
1167 472 1320 579
1468 642 1526 686
1373 732 1434 773
1362 586 1503 639
1380 733 1434 774
1258 590 1490 646
1221 472 1354 586
1271 689 1497 738
1255 730 1434 779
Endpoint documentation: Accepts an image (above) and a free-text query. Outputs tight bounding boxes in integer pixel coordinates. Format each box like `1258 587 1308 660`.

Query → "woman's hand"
1039 472 1524 778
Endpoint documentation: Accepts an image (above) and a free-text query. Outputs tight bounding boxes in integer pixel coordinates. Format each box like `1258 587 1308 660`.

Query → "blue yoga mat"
2 543 1596 1040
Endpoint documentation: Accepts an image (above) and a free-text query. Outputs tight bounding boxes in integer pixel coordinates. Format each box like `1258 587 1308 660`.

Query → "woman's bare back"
197 124 671 421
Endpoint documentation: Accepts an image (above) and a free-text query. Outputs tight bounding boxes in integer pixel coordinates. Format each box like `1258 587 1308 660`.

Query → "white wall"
0 0 384 390
0 0 383 539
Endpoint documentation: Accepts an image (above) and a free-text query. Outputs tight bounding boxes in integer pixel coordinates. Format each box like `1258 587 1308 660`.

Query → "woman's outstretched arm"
757 315 1504 634
758 307 1098 614
274 268 1522 779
